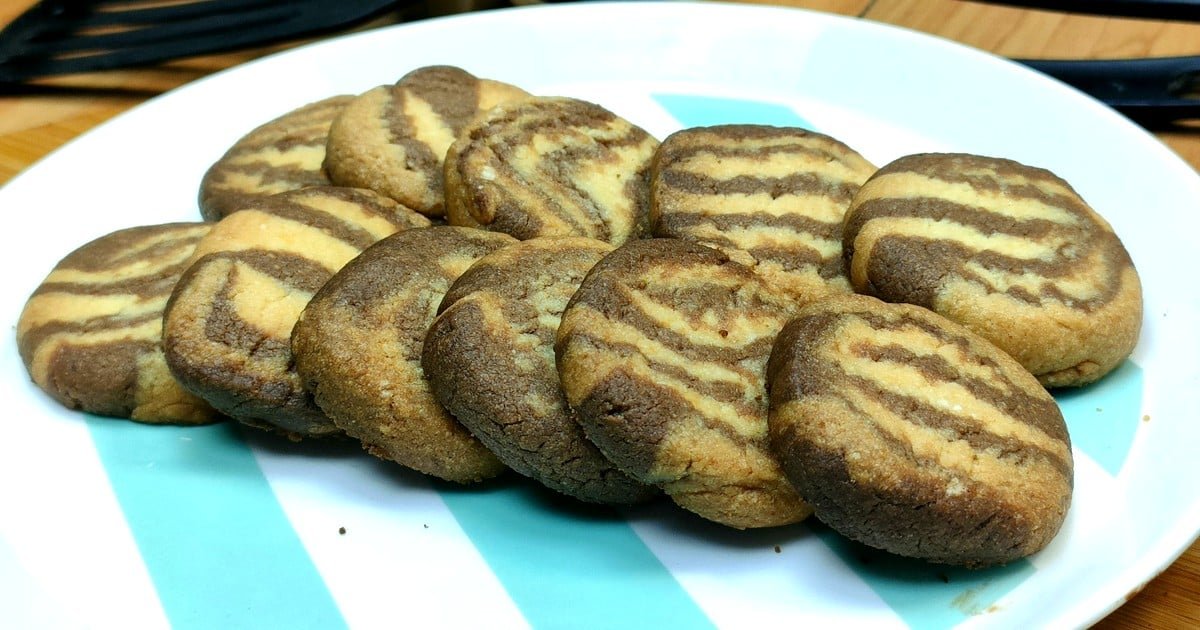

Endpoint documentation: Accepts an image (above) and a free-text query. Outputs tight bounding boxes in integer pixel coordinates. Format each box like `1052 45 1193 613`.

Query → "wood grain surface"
1 1 1196 627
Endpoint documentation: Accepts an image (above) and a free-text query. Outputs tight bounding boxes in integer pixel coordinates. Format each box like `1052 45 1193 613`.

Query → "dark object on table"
1018 56 1200 128
0 0 421 83
975 0 1200 126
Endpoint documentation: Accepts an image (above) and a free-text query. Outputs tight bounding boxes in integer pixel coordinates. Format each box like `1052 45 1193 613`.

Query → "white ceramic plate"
2 3 1197 628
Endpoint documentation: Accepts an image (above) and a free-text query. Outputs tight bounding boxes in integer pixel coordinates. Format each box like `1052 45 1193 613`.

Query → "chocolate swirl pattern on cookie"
18 223 219 424
292 226 517 482
444 96 659 245
843 153 1142 387
650 125 875 301
423 237 657 503
163 187 430 437
556 238 809 528
767 294 1073 567
324 66 530 217
199 95 352 221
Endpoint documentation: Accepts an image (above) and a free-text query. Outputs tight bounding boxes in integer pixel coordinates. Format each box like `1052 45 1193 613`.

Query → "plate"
2 3 1198 628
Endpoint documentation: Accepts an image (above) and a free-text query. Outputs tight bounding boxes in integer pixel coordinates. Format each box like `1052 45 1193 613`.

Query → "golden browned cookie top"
650 124 875 302
163 187 429 437
444 96 659 245
767 293 1073 567
199 95 352 221
843 152 1142 387
18 222 219 424
324 65 531 217
556 237 809 528
423 236 657 503
292 226 517 482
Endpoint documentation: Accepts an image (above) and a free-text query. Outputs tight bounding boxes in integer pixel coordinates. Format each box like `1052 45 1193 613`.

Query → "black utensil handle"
970 0 1200 21
1018 56 1200 126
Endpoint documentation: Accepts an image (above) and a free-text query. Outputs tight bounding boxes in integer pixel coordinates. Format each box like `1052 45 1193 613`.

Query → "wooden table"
1 1 1197 627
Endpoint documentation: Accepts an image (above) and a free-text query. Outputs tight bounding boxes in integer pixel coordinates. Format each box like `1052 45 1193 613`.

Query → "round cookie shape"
423 237 657 504
650 124 876 302
556 238 809 528
17 223 219 424
324 65 530 217
199 95 352 221
444 96 659 245
163 187 430 437
292 226 517 482
767 294 1074 567
843 152 1142 387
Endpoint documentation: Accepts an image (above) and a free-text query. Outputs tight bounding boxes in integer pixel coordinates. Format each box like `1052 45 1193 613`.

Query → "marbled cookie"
444 96 659 245
324 66 530 217
556 238 809 528
767 294 1073 567
199 95 352 221
843 153 1142 387
17 223 218 424
164 187 429 437
423 237 657 503
650 125 876 301
292 226 517 482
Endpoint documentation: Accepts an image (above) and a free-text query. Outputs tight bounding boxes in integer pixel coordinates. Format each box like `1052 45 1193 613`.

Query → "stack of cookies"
16 65 1142 568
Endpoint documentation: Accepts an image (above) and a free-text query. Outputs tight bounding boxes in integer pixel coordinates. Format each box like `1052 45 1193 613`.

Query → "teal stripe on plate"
652 93 814 129
87 418 345 630
1053 360 1144 476
811 524 1035 629
437 481 714 630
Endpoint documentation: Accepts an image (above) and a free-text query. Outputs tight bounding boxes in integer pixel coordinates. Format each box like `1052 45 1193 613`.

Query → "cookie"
198 95 352 221
423 237 657 503
650 124 875 301
556 238 809 528
843 153 1142 387
292 226 517 482
17 223 218 424
444 96 658 245
324 66 530 217
767 294 1073 567
163 187 429 437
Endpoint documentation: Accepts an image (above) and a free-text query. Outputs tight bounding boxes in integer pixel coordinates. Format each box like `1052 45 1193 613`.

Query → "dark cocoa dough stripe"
233 135 326 154
55 229 202 272
656 209 840 237
661 169 858 201
216 162 329 189
847 341 1068 443
844 197 1072 248
769 308 995 403
861 235 1125 311
746 245 843 279
481 199 556 240
871 153 1086 208
384 88 442 185
44 339 151 415
574 366 761 477
398 65 482 134
224 249 338 294
252 203 379 251
569 329 762 414
202 283 292 359
292 186 410 222
661 142 855 165
840 374 1073 481
18 310 165 367
514 101 616 134
604 281 783 359
32 260 193 298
